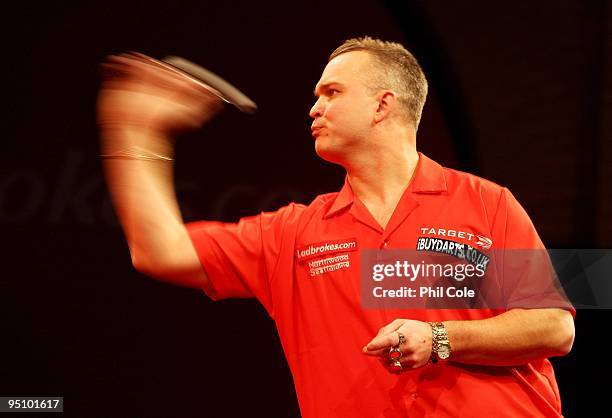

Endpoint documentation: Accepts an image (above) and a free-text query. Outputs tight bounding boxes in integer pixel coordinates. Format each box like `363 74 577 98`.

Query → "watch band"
429 322 438 363
428 322 451 363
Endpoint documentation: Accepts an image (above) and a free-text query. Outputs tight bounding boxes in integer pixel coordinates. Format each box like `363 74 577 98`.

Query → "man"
98 37 575 417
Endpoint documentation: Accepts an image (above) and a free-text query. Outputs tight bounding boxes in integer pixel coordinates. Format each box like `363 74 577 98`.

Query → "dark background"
2 0 611 416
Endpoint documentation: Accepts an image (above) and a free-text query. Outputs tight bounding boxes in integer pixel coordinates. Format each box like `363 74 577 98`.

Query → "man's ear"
374 91 397 123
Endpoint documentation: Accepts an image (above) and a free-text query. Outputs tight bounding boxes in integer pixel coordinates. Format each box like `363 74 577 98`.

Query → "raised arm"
97 53 222 288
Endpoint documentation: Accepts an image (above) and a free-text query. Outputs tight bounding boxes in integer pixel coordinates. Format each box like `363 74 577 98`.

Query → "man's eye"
329 89 339 96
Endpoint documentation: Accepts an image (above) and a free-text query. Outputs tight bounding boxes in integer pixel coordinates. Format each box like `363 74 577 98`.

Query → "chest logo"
417 227 492 271
296 238 357 277
419 227 493 249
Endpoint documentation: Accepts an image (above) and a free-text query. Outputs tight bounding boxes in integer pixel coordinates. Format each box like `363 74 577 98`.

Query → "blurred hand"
97 52 224 135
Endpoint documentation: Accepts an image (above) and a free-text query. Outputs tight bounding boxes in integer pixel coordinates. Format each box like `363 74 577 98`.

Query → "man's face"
310 51 380 164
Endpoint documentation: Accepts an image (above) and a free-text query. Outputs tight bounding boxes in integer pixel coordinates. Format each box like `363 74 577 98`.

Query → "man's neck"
345 145 419 229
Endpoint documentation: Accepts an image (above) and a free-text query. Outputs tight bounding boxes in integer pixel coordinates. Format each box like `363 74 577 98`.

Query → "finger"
121 52 185 77
102 56 215 100
365 332 398 352
362 345 388 357
104 54 226 103
99 62 128 78
119 53 217 94
124 51 158 63
376 319 405 336
105 55 189 84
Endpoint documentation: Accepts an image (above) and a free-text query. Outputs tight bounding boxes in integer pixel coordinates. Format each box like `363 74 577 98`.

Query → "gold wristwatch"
429 322 452 363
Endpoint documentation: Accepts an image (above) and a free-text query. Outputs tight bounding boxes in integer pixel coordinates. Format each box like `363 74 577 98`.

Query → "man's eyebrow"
313 82 344 97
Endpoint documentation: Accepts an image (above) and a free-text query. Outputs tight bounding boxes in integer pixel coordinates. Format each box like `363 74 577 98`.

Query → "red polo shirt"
186 153 574 418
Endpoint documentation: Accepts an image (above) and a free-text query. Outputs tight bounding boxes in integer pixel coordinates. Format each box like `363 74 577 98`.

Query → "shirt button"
381 240 389 249
411 392 418 400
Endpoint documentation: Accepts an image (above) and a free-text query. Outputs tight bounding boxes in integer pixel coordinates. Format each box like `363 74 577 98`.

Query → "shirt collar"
323 152 447 219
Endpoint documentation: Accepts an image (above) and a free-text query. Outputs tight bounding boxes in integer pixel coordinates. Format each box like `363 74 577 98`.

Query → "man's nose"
309 98 324 119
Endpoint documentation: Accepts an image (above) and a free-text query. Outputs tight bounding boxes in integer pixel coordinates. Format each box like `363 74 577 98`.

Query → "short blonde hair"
329 36 428 129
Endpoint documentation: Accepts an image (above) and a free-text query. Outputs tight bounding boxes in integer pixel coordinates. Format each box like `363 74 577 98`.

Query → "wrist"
100 127 175 159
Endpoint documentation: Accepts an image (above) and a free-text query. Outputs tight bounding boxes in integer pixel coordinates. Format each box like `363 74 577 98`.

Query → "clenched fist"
363 318 433 372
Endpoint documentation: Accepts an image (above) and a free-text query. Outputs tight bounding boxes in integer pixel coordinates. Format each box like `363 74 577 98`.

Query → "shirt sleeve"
491 188 576 317
185 202 304 315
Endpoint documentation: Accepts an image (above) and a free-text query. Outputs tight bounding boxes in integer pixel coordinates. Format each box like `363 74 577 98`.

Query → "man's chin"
314 141 345 165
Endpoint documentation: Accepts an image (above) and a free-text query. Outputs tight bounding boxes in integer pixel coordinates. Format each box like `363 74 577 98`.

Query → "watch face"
438 343 451 360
